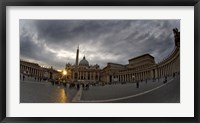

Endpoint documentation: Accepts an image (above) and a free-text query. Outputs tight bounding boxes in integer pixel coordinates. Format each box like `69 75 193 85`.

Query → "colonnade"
73 71 100 82
20 64 44 78
107 47 180 83
156 50 180 78
113 71 152 82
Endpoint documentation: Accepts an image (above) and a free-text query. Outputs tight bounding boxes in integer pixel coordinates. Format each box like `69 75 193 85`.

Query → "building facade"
65 47 101 83
101 28 180 83
20 60 60 80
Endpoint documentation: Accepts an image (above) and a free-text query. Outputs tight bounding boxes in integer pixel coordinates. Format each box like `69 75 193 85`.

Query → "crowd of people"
50 79 91 90
20 74 44 82
21 72 179 91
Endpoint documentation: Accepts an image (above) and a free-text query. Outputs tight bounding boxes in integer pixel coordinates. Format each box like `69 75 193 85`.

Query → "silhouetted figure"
136 82 139 88
164 76 167 83
51 80 54 85
173 73 175 78
63 82 67 87
58 80 61 86
77 84 80 90
23 75 25 81
82 83 85 90
69 84 72 88
86 84 89 90
35 77 36 81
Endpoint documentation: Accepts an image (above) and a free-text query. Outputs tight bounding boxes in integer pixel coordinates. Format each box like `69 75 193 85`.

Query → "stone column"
86 72 88 80
83 71 85 80
93 72 96 81
79 71 82 80
97 72 99 81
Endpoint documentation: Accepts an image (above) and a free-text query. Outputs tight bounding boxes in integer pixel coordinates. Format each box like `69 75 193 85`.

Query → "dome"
79 56 89 67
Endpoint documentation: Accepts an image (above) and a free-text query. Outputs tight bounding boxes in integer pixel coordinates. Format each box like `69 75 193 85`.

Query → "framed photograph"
0 0 199 122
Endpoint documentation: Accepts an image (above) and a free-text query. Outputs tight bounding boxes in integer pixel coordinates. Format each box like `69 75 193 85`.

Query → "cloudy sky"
20 20 180 70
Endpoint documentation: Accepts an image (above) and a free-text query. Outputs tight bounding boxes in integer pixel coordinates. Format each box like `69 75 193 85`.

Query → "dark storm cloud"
20 19 180 69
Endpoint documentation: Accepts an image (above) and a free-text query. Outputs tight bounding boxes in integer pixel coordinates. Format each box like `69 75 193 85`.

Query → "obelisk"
74 45 79 82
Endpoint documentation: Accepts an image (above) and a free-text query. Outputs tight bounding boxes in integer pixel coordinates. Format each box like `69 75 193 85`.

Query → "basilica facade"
65 46 101 83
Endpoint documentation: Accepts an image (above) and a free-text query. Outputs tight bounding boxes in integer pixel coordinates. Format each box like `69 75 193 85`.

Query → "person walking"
136 81 139 88
164 76 167 83
82 83 85 90
77 84 80 90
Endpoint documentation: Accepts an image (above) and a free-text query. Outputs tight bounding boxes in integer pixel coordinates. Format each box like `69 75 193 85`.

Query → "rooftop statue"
173 28 180 47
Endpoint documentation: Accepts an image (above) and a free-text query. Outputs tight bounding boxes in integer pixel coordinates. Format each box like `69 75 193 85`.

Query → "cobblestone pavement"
109 77 180 103
20 78 78 103
80 77 174 101
20 76 179 103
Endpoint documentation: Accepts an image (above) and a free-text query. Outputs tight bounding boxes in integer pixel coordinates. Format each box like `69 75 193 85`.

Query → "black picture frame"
0 0 199 123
